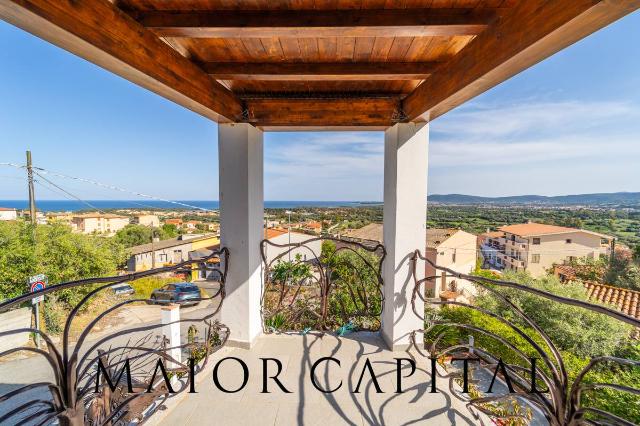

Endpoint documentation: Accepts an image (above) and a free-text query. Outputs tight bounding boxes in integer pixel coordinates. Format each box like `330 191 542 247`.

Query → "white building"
262 228 322 265
480 222 612 277
71 213 130 236
345 224 478 300
0 207 18 221
132 214 160 227
424 229 478 300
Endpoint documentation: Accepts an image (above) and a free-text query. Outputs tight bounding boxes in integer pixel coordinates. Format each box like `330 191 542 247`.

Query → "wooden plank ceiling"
1 0 639 129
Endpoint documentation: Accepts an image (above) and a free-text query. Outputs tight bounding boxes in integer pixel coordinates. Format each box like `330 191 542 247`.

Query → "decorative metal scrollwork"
260 237 385 333
0 248 229 425
409 249 640 426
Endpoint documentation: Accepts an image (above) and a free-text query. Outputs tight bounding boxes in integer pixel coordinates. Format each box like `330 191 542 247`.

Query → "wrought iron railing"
0 248 229 425
260 236 385 333
409 249 640 426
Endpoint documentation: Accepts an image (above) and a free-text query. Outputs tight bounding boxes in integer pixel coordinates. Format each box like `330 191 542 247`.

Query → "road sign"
27 274 47 349
28 274 47 304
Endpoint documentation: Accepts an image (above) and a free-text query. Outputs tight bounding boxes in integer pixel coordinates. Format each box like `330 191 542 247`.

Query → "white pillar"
382 122 428 351
161 305 181 368
218 123 264 348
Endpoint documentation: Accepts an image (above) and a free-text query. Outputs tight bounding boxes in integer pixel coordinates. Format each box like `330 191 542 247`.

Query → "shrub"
426 272 639 424
130 276 181 299
475 271 630 358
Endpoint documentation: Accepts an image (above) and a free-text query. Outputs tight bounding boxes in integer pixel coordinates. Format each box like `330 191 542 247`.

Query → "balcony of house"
505 237 529 251
3 233 640 425
2 1 640 425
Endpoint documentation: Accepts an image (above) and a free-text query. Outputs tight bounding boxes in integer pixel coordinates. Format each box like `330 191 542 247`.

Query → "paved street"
0 280 222 425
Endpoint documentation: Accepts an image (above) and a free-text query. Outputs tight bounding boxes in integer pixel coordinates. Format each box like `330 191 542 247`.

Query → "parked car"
111 283 135 296
150 282 201 306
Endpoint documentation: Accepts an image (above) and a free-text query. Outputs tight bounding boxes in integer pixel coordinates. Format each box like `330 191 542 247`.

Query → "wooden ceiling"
1 0 639 129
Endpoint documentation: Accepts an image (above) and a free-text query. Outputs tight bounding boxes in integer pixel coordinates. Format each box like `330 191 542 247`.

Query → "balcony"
1 1 638 425
2 237 639 425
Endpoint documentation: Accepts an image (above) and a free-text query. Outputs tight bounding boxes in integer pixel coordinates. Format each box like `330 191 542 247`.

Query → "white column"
382 122 428 351
161 305 181 368
218 123 264 348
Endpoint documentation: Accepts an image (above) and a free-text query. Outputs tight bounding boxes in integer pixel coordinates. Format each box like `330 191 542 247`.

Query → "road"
0 281 223 425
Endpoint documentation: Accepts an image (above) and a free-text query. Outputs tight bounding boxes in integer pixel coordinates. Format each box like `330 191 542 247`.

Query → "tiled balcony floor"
151 332 484 426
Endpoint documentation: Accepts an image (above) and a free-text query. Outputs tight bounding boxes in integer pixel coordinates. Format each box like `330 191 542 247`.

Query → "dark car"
150 282 201 306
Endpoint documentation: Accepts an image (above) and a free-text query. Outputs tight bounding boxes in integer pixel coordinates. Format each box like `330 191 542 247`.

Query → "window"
158 253 168 262
532 238 540 245
452 250 456 263
532 254 540 263
566 239 572 244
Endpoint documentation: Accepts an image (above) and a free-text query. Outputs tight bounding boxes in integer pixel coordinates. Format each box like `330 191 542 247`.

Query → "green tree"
113 224 153 248
475 271 630 358
0 221 126 305
568 256 608 282
617 264 640 291
160 223 180 238
271 253 312 285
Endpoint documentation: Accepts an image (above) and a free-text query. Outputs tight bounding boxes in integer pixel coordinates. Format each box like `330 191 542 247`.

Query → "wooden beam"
0 0 243 123
245 98 399 130
134 8 497 38
201 62 438 81
403 0 640 122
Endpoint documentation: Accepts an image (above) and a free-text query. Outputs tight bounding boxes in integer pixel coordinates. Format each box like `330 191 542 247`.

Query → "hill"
428 192 640 206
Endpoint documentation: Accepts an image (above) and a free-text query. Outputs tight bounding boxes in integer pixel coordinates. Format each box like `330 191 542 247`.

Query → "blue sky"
1 10 639 201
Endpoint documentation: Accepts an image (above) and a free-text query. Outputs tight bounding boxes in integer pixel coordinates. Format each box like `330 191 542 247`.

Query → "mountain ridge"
428 192 640 205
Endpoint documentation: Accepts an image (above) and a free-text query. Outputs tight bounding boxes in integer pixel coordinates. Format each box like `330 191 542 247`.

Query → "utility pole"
26 151 41 348
27 151 36 228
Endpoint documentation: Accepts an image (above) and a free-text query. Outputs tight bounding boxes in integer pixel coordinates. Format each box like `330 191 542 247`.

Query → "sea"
0 200 381 212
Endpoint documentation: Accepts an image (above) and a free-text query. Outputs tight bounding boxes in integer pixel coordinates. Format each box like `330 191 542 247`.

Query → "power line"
34 172 106 214
33 166 215 212
34 179 82 203
5 161 213 212
0 162 24 169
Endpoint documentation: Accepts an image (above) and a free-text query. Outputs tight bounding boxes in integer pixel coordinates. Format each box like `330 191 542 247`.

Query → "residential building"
344 224 478 299
0 207 17 221
20 210 47 225
262 228 322 265
480 222 612 277
302 220 323 235
132 214 160 227
424 229 478 299
127 233 220 272
204 222 219 233
71 213 129 236
46 212 74 226
478 230 505 270
163 218 183 227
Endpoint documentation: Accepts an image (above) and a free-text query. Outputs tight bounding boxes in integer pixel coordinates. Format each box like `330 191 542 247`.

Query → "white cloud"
429 99 640 169
265 132 384 200
262 98 640 199
432 100 635 138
